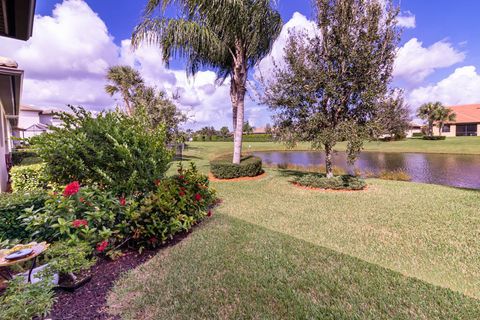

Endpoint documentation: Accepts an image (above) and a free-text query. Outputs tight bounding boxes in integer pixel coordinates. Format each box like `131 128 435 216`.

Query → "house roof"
446 104 480 124
0 0 36 41
21 105 61 114
0 65 23 126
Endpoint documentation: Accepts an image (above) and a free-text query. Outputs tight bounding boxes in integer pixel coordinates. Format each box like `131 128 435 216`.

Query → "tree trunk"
428 120 434 137
230 81 238 132
232 43 247 165
325 144 334 179
123 92 132 116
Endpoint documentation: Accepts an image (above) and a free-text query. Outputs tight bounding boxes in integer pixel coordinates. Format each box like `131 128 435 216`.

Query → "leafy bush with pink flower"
22 163 217 254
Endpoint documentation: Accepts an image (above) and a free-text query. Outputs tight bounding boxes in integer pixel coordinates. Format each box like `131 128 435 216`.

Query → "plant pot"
57 271 92 292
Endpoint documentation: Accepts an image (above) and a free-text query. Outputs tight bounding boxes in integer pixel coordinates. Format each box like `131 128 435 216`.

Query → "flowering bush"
22 183 131 252
120 163 217 249
23 162 217 254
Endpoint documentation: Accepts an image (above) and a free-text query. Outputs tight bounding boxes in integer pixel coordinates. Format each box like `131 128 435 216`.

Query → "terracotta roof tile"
446 104 480 124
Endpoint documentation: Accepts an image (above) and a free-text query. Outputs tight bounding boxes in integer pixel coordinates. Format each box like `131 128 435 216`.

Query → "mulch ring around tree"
208 172 268 182
49 229 195 320
290 182 369 192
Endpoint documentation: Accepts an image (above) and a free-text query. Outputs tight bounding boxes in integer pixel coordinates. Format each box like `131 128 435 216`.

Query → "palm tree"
436 107 456 136
417 102 443 137
132 0 282 164
105 65 145 116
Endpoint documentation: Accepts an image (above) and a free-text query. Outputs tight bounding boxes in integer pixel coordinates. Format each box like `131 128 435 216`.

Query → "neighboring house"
0 0 36 192
13 105 62 141
406 121 423 138
434 104 480 137
252 127 266 134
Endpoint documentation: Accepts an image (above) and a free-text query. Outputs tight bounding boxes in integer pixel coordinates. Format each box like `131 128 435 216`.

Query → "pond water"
253 151 480 190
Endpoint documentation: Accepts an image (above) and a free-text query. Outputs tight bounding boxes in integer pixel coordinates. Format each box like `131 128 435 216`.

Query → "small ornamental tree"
261 0 400 178
377 90 411 140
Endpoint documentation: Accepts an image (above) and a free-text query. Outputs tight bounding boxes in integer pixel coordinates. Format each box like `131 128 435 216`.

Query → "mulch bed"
208 172 267 182
49 230 193 320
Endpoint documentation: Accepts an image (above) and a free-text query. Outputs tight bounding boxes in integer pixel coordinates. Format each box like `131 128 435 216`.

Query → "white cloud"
255 12 317 80
409 66 480 107
394 38 465 83
396 12 416 29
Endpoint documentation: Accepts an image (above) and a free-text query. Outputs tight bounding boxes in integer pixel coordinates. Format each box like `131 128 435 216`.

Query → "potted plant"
41 241 95 291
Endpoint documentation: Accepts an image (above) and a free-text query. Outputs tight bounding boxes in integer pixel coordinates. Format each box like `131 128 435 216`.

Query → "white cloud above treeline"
1 0 479 127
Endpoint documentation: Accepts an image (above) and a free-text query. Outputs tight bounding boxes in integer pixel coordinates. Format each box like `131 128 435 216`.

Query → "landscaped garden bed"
291 173 367 191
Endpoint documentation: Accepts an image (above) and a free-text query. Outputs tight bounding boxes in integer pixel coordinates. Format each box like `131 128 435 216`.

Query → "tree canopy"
261 0 400 178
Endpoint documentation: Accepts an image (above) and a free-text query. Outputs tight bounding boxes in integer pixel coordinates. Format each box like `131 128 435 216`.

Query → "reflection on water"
253 151 480 189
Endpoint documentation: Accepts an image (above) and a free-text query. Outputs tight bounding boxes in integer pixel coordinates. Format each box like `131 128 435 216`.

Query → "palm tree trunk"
232 44 247 165
230 81 238 132
325 143 334 179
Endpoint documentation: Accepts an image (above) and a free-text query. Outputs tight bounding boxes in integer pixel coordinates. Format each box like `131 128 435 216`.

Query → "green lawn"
109 142 480 319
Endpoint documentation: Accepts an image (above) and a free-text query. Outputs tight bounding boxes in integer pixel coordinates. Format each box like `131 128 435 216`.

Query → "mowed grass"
109 215 480 319
110 142 480 319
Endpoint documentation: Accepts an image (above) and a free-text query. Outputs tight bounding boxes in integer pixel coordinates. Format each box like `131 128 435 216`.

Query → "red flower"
179 191 185 197
72 219 88 228
96 240 108 252
207 210 213 217
119 197 126 206
194 193 202 201
154 179 161 186
148 237 158 245
178 175 185 180
63 181 80 197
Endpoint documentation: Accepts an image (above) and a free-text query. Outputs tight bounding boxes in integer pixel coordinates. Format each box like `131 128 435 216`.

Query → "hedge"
423 136 446 140
193 134 273 142
10 163 49 192
0 192 47 242
11 150 38 166
210 155 263 179
292 174 366 190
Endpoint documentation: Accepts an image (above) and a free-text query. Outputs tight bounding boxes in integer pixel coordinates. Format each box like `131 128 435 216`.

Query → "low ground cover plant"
292 173 366 190
210 155 263 179
0 276 55 320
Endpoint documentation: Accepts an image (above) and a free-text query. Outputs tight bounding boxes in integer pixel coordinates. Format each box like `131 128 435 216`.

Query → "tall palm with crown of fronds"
417 102 443 137
132 0 282 164
105 65 145 116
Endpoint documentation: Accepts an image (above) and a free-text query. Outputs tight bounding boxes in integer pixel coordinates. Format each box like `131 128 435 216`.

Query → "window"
456 123 478 136
442 124 450 133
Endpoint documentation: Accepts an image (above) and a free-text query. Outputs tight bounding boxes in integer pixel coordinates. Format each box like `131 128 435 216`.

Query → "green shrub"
11 150 37 166
292 174 366 190
412 132 423 138
378 170 411 181
22 183 131 251
19 157 43 165
130 163 217 249
41 241 95 282
29 106 172 194
23 163 217 253
210 155 263 179
0 192 47 243
422 136 446 140
10 163 49 192
0 277 55 320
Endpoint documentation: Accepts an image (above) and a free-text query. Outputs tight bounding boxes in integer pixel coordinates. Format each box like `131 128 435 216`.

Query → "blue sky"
3 0 480 129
